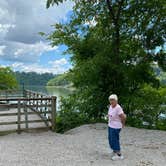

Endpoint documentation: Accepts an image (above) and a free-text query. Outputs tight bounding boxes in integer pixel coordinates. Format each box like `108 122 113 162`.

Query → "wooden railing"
0 89 56 135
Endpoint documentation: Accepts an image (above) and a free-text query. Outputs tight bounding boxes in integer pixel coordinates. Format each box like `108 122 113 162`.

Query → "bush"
156 119 166 130
55 95 107 133
55 84 166 133
55 96 89 133
126 116 143 128
56 111 88 133
125 84 166 130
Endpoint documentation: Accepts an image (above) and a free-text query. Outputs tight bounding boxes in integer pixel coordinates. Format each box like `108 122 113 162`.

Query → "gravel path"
0 123 166 166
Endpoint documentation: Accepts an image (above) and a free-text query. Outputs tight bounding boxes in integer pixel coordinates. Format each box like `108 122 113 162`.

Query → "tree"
15 71 55 86
46 0 166 122
47 73 71 86
0 67 18 90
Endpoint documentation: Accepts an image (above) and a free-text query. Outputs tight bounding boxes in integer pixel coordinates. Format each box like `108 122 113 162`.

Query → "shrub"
55 96 89 133
125 84 166 130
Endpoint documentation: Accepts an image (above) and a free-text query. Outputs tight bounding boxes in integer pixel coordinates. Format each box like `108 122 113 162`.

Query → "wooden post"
17 99 21 134
24 101 28 129
5 91 9 108
23 90 28 129
40 94 43 113
23 89 26 98
51 96 56 131
36 94 39 112
22 83 25 97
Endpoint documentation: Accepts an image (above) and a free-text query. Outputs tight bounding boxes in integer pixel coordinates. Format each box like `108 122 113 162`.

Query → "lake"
23 85 72 110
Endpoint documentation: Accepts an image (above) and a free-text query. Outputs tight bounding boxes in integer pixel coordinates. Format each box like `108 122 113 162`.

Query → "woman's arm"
119 113 126 128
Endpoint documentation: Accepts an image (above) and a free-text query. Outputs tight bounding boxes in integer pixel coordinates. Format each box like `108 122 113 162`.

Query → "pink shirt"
108 104 124 129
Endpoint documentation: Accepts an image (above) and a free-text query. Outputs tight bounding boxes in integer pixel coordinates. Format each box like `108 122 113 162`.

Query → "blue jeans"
108 127 121 152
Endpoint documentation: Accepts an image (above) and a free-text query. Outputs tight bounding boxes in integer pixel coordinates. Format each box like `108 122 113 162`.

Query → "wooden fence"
0 89 56 135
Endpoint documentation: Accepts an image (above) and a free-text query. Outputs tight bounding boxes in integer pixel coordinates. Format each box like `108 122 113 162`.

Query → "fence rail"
0 89 56 135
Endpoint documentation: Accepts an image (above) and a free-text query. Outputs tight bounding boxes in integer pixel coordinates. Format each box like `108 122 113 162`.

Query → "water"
23 85 73 110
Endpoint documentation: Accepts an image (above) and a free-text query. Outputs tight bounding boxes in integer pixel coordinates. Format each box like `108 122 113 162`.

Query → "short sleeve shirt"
108 104 124 129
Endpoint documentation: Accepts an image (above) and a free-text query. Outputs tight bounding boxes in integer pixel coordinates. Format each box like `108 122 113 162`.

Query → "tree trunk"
106 0 124 90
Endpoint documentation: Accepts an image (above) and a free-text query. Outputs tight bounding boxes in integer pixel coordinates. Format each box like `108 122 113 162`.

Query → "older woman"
108 94 126 160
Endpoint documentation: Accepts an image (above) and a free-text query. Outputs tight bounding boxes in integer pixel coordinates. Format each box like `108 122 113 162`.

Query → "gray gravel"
0 123 166 166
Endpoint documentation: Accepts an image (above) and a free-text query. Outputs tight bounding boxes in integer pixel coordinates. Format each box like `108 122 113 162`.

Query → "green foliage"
153 64 166 85
156 119 166 130
15 71 55 86
46 0 166 131
157 70 166 85
47 73 71 86
46 0 66 8
0 67 18 90
56 96 89 133
125 85 166 129
56 95 107 133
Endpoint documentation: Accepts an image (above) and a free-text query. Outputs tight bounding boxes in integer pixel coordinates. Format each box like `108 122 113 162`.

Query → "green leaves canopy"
46 0 166 121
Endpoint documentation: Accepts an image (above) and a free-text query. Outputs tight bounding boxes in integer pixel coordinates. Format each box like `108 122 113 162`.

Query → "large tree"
46 0 166 120
0 67 18 90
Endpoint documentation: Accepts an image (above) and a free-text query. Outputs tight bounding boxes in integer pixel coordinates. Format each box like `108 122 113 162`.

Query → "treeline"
15 71 56 86
47 73 71 87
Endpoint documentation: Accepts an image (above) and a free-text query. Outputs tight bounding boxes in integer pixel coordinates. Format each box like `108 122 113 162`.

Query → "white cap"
108 94 118 101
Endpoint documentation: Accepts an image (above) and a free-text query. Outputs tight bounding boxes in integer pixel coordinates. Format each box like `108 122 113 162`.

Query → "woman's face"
110 99 117 107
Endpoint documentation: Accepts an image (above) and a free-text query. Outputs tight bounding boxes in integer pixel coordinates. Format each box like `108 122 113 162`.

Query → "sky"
0 0 74 74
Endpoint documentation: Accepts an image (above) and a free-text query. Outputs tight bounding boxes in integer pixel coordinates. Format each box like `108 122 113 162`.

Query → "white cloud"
10 58 72 74
0 0 74 43
49 58 68 66
0 8 6 19
0 0 73 73
0 24 15 32
11 62 24 68
0 45 6 56
1 41 58 62
0 23 15 39
13 41 58 58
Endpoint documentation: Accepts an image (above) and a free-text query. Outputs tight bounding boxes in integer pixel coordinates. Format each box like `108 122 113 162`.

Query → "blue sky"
0 0 74 74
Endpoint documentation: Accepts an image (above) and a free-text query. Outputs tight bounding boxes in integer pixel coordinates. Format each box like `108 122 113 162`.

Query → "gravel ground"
0 123 166 166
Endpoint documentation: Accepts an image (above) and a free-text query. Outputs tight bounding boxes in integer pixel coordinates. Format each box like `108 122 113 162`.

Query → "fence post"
17 99 21 134
24 102 28 129
23 90 28 129
22 83 25 97
51 96 56 131
36 94 39 112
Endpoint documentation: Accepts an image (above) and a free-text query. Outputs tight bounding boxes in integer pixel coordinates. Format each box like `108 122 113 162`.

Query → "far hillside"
15 71 55 86
47 73 72 87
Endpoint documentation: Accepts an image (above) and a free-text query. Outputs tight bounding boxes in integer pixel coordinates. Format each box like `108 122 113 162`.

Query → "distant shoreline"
46 85 75 91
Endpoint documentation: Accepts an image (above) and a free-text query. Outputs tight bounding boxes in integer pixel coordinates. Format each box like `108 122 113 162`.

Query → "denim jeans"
108 127 121 152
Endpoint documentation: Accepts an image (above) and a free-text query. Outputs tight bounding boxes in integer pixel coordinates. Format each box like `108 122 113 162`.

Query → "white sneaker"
111 154 124 161
110 151 116 157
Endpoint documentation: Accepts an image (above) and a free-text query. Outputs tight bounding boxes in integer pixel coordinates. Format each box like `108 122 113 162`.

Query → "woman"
108 94 126 160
